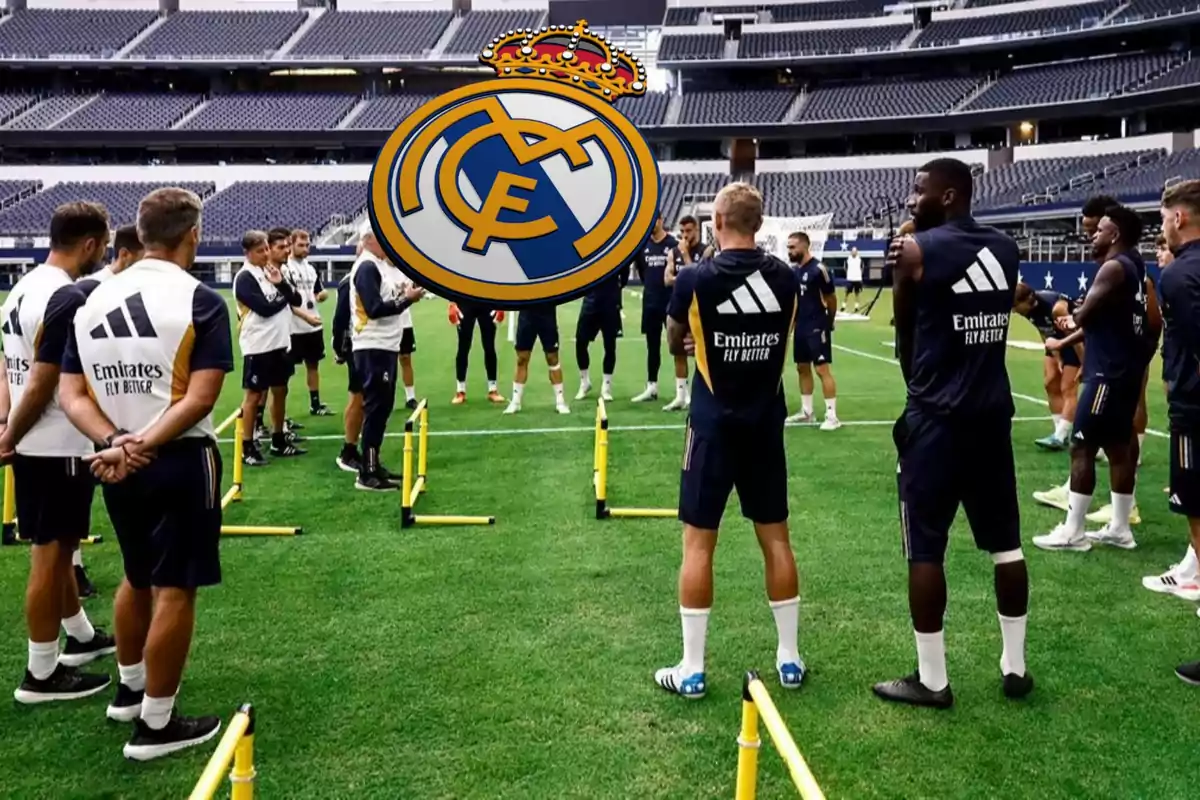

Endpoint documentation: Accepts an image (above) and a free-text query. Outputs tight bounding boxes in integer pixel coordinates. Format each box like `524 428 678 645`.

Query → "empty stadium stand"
198 181 367 242
966 53 1180 109
0 182 214 237
677 89 795 125
180 94 358 131
800 77 978 121
915 2 1116 47
129 10 307 58
739 25 910 58
287 10 452 58
443 9 547 55
56 93 203 132
0 9 157 57
348 94 439 131
3 95 92 131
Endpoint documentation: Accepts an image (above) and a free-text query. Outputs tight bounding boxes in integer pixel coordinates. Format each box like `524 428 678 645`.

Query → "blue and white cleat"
655 665 706 699
777 659 807 690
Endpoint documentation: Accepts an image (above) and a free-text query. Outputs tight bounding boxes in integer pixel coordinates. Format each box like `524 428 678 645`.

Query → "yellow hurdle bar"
401 398 495 528
2 464 102 546
592 398 675 521
218 413 301 537
735 673 826 800
190 703 256 800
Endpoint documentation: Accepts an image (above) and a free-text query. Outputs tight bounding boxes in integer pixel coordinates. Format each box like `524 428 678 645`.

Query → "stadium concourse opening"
593 398 677 520
214 410 301 537
2 465 101 546
400 399 495 528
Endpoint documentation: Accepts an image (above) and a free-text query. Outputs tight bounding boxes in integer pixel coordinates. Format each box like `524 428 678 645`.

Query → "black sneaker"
1002 672 1035 699
405 398 418 410
379 463 403 481
75 565 96 600
1176 661 1200 686
285 417 304 431
106 682 144 722
243 446 269 467
60 628 116 667
356 473 399 492
285 429 306 444
311 404 334 416
336 449 362 473
872 671 954 710
14 664 110 704
123 713 222 762
270 442 307 458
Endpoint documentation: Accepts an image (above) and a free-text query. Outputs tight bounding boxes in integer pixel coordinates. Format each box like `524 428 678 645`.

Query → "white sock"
487 380 498 392
1051 413 1062 432
71 549 82 568
404 385 416 402
602 374 612 388
646 381 658 394
914 630 948 692
27 639 58 680
579 371 590 388
825 398 837 418
680 607 710 676
769 597 800 666
553 383 565 403
1138 433 1146 451
1054 418 1072 440
61 609 95 643
801 394 814 416
119 661 146 692
1180 545 1199 578
675 377 688 398
456 380 466 393
512 383 524 402
1065 491 1092 536
998 613 1027 677
141 694 176 731
1111 492 1134 530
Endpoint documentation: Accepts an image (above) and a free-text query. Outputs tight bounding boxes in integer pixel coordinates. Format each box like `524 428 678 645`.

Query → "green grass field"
0 289 1195 799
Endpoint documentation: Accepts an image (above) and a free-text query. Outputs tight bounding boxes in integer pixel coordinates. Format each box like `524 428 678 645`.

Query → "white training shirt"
845 255 863 283
349 253 408 352
283 256 322 334
0 264 93 457
234 262 293 355
65 258 233 441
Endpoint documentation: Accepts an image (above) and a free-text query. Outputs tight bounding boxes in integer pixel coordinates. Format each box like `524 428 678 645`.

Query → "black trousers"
354 349 398 472
455 308 498 383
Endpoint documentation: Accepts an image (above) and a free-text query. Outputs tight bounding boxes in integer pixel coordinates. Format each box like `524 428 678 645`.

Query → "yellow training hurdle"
215 410 301 536
401 399 495 528
736 672 826 800
1 464 102 546
190 704 257 800
592 398 676 520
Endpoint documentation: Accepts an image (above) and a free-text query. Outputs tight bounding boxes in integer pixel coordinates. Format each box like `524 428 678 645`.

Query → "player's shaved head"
713 182 763 239
909 159 972 231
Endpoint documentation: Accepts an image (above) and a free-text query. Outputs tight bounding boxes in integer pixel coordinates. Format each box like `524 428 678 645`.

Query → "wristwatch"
100 429 130 450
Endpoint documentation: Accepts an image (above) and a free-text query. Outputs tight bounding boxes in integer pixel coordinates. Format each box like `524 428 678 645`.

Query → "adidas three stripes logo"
89 292 158 340
951 247 1009 295
716 271 782 315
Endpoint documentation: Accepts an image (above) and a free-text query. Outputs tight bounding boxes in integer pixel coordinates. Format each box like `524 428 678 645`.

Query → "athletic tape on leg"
991 549 1025 565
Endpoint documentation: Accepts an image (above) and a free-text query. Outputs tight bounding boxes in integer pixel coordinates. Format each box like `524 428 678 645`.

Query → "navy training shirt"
667 248 798 431
635 233 678 310
908 216 1020 420
1083 250 1150 383
1026 290 1070 340
1159 240 1200 425
793 258 834 333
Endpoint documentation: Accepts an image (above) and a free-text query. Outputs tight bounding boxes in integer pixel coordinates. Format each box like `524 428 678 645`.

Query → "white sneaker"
1085 523 1137 550
503 402 521 415
575 383 591 400
1141 566 1200 600
785 411 814 425
1032 482 1071 511
631 386 657 403
600 386 613 402
820 416 842 431
556 403 571 415
1033 524 1092 552
1086 503 1142 526
663 395 688 412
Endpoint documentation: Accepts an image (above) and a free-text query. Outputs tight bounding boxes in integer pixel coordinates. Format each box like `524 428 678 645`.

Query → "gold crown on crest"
479 20 648 102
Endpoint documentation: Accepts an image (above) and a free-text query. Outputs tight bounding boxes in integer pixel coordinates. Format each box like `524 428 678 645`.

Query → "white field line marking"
216 415 1052 445
833 343 1169 439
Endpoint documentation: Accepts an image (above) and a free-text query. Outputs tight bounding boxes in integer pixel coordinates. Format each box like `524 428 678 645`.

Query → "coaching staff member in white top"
4 202 116 705
61 187 234 761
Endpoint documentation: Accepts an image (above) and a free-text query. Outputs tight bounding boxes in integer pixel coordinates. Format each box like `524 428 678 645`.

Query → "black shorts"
793 328 832 365
346 356 363 394
353 348 398 394
679 420 788 529
641 304 668 336
103 439 222 590
516 312 559 353
1072 378 1140 449
847 281 863 294
11 455 94 545
289 331 325 366
895 409 1019 564
1046 346 1082 370
576 307 622 343
400 328 416 356
1170 426 1200 518
242 348 290 391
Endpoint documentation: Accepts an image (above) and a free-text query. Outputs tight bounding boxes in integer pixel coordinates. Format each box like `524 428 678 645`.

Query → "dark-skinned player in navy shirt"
1012 284 1082 450
877 158 1031 709
574 262 627 402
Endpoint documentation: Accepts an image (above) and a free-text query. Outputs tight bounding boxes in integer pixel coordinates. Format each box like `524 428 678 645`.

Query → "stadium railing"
400 398 496 528
190 703 257 800
1 465 102 546
736 672 826 800
592 397 676 520
214 410 302 536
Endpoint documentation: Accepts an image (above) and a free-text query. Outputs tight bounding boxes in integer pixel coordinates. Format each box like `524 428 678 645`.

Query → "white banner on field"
702 213 834 263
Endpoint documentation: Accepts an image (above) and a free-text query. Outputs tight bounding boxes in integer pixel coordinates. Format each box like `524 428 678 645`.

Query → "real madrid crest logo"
368 20 660 307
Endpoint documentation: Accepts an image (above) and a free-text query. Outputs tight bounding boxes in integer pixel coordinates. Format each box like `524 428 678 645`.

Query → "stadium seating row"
0 8 545 59
0 150 1192 238
2 53 1192 132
